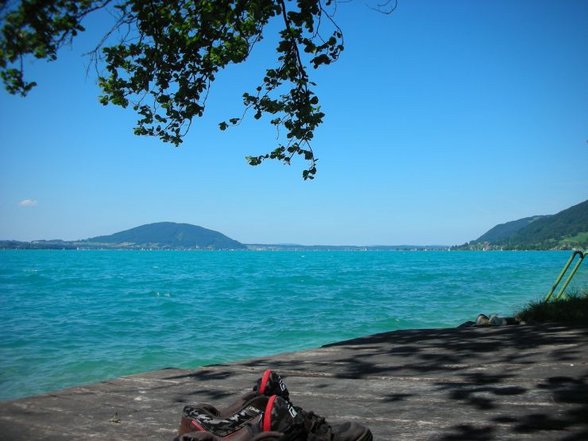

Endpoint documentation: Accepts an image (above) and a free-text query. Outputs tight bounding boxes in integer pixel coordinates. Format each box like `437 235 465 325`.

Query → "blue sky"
1 0 587 245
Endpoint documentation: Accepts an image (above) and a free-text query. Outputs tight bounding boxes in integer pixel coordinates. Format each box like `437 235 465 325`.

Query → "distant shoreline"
0 240 576 251
0 240 450 251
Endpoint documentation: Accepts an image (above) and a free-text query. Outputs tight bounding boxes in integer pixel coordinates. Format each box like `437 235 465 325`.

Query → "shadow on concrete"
239 324 588 439
340 324 588 439
163 368 242 402
2 324 586 440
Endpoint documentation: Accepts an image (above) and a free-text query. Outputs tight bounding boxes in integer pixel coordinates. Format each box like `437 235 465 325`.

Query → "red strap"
259 369 272 395
263 395 277 432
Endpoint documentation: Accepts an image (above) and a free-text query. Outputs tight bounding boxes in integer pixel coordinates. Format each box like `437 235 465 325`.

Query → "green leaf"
0 0 347 180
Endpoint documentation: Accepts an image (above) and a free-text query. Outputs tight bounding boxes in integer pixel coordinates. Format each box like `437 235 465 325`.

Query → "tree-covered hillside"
85 222 246 250
505 200 588 249
463 200 588 250
476 216 547 244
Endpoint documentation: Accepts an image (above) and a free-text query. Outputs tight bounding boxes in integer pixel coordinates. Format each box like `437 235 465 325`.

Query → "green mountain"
476 216 548 244
84 222 246 250
465 199 588 250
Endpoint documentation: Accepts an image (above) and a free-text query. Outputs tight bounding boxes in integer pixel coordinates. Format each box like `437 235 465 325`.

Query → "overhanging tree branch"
1 0 350 180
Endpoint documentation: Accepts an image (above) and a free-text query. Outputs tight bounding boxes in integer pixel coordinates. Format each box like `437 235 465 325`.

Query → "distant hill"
0 222 246 250
463 200 588 250
475 216 548 244
84 222 246 250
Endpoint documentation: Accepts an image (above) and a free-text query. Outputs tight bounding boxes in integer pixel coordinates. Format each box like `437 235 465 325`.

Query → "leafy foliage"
0 0 111 94
0 0 349 179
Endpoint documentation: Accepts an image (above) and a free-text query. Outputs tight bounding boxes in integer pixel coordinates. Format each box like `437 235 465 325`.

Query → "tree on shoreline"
0 0 396 179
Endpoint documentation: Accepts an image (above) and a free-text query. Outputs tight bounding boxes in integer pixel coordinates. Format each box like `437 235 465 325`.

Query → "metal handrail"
545 250 586 302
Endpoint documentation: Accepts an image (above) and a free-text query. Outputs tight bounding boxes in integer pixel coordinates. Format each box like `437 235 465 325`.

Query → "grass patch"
516 289 588 325
561 231 588 247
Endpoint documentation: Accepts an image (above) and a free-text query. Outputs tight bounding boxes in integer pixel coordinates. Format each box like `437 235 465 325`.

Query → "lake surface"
1 250 586 401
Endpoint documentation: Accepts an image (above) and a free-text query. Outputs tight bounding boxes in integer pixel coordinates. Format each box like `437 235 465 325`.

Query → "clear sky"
1 0 587 246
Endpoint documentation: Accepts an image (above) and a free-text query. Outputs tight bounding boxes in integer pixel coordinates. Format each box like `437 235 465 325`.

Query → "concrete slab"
1 324 587 440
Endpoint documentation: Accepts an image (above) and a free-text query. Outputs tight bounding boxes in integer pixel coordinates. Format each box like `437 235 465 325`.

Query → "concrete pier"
1 324 587 440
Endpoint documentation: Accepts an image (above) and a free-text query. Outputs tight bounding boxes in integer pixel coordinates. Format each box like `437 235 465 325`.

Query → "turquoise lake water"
1 250 587 401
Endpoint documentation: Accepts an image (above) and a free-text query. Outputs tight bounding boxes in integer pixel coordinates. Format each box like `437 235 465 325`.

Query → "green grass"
516 288 588 325
561 232 588 247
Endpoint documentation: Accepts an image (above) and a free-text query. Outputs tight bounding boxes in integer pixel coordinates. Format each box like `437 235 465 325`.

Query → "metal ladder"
545 250 586 301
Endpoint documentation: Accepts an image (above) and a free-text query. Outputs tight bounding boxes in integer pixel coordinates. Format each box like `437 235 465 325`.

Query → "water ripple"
1 250 586 401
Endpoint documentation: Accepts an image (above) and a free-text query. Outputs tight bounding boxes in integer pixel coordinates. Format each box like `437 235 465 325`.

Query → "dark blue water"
1 250 586 401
